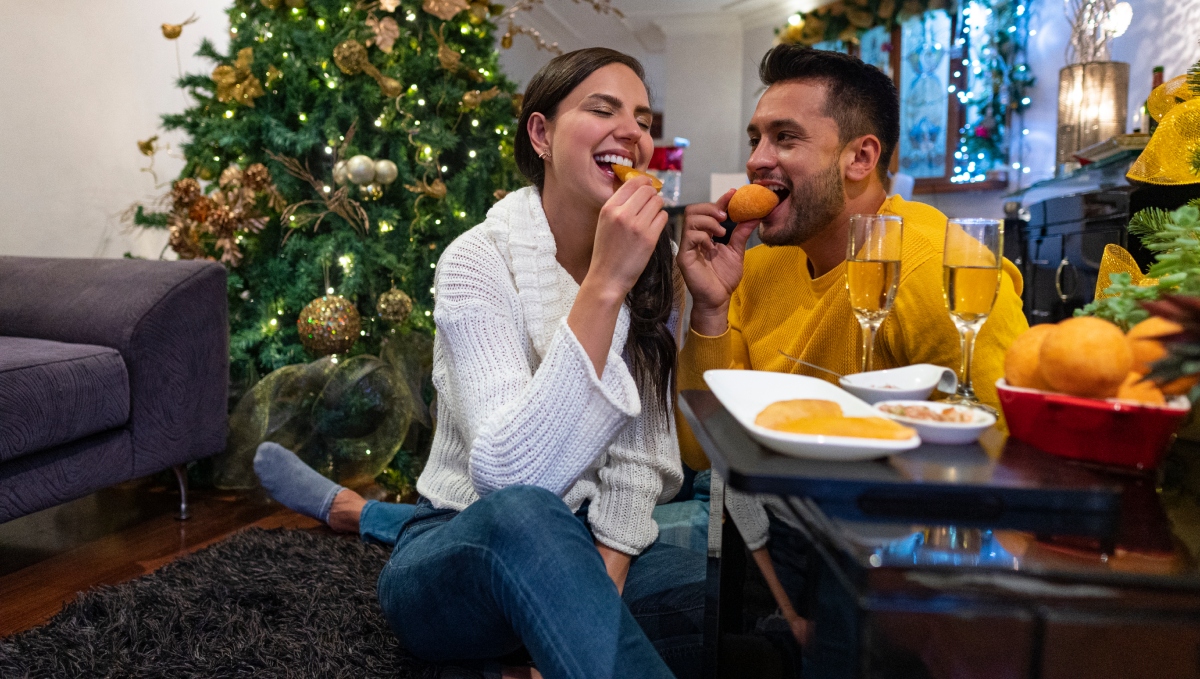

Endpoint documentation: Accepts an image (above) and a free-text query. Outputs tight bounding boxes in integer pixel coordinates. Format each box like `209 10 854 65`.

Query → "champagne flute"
846 214 904 373
942 218 1003 412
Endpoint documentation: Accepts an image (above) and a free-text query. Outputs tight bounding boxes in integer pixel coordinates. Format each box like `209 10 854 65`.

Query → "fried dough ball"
611 164 663 191
1004 324 1055 390
755 399 843 429
1126 316 1198 395
1039 316 1132 398
1116 372 1166 406
727 184 780 223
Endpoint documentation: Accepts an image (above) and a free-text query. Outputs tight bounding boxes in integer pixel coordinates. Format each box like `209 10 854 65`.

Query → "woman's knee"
469 485 590 550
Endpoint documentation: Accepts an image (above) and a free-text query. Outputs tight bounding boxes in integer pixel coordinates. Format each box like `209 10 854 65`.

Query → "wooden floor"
0 476 322 638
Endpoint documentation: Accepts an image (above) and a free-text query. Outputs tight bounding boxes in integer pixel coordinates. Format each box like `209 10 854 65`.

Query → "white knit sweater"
415 187 684 555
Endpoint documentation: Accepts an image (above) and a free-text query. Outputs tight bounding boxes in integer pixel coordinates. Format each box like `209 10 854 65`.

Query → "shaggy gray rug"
0 527 433 678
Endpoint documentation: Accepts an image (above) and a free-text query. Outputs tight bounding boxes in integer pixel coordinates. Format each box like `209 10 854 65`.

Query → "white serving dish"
838 364 958 404
873 400 996 445
703 370 921 461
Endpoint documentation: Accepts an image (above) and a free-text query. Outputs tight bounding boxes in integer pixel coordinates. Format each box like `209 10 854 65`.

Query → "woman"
255 48 704 679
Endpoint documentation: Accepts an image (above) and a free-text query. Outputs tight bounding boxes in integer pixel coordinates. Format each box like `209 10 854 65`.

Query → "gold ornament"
377 288 413 324
406 178 447 200
298 295 361 356
161 14 198 40
266 64 283 87
374 159 399 185
423 0 470 21
462 87 500 110
500 32 513 49
1127 75 1200 186
212 47 265 107
438 43 461 71
172 178 202 208
380 0 402 11
333 39 403 98
366 15 401 53
260 0 282 8
197 165 216 181
468 1 488 24
360 182 384 200
285 0 306 8
137 135 159 156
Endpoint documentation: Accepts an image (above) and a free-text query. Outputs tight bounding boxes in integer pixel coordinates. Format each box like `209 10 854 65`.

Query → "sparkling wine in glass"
846 214 904 373
942 218 1003 411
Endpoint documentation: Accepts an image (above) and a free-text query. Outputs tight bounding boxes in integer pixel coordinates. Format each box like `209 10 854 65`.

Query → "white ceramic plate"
873 400 996 445
704 370 922 461
838 364 958 404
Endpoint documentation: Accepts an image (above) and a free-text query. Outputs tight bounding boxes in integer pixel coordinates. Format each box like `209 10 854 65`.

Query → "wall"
0 0 231 259
731 0 1200 219
3 1 1198 259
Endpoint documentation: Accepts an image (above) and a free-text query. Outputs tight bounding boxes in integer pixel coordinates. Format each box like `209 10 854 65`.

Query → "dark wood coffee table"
680 389 1200 679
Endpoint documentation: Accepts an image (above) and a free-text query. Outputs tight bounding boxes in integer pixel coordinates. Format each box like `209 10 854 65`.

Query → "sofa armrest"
0 256 229 473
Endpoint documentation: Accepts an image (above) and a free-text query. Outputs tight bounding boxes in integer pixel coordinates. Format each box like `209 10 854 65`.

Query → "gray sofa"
0 257 229 523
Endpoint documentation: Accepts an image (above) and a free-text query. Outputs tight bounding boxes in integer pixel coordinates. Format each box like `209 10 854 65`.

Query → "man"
676 44 1027 472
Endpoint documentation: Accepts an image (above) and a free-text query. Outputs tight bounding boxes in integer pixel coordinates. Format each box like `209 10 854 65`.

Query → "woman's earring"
539 150 552 162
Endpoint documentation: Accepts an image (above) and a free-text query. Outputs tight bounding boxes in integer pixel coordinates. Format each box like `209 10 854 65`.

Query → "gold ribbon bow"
333 40 402 98
212 47 265 107
1127 73 1200 185
1094 243 1159 300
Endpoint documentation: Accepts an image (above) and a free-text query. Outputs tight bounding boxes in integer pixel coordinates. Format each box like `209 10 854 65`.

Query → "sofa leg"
172 464 191 521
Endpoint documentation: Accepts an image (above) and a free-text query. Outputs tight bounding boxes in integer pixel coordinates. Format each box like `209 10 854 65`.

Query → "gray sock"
253 442 344 522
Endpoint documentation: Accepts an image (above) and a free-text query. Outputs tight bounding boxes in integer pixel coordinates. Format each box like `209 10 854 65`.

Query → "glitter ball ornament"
298 295 361 356
374 159 399 185
346 154 376 185
376 287 413 323
360 182 384 200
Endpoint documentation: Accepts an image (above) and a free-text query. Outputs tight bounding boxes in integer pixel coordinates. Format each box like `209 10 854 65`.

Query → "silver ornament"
333 160 349 185
346 154 376 185
374 159 399 185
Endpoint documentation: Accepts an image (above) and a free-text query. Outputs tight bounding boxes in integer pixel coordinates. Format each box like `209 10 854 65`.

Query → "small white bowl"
873 400 996 445
839 364 958 405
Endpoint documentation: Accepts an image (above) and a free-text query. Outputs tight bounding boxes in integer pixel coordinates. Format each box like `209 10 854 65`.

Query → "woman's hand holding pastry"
587 174 669 298
677 188 757 336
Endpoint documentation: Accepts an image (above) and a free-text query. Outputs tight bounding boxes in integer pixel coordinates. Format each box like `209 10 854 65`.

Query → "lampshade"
1056 61 1130 172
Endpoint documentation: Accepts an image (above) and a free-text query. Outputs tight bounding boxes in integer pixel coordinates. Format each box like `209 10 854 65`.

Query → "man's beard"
759 159 845 247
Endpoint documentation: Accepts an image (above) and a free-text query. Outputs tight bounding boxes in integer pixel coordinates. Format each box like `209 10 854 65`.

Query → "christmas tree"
133 0 549 493
137 0 525 389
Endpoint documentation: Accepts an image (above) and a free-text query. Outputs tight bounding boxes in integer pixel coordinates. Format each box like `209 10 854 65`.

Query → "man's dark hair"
759 44 900 180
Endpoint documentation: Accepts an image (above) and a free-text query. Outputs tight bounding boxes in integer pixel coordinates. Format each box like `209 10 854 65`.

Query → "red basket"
996 379 1192 472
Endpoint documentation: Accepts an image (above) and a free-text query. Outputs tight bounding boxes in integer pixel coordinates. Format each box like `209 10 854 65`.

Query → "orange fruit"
727 184 780 223
1125 316 1197 395
1039 316 1132 398
1127 316 1178 375
1004 324 1055 390
1116 372 1166 405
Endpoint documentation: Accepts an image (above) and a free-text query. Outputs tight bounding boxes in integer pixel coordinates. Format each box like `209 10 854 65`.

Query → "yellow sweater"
676 195 1028 471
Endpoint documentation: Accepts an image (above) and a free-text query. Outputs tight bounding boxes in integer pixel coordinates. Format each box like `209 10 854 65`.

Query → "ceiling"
505 0 811 57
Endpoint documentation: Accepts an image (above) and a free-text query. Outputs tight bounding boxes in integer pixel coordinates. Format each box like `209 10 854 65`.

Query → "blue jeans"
361 486 705 679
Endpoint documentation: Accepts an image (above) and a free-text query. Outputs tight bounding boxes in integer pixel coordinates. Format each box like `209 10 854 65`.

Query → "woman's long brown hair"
514 48 677 417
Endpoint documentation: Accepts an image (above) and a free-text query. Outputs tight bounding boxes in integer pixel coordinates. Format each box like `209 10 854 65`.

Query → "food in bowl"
1038 316 1131 397
877 403 978 423
1003 316 1171 406
755 399 916 440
